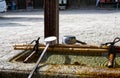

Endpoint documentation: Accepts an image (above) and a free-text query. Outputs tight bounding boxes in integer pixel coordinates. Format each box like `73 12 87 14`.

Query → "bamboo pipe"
13 46 109 53
14 44 100 48
108 53 115 68
14 44 101 48
13 44 120 49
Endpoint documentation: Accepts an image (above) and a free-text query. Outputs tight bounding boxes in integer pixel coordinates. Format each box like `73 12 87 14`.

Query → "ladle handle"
24 51 36 63
28 43 49 78
76 40 87 44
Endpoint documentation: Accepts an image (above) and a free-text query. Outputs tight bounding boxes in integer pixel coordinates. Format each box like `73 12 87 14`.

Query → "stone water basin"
10 44 120 77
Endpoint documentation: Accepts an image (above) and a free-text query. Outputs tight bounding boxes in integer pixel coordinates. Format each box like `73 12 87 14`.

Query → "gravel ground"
0 9 120 61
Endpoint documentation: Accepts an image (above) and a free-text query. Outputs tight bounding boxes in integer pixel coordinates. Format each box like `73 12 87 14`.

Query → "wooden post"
44 0 59 43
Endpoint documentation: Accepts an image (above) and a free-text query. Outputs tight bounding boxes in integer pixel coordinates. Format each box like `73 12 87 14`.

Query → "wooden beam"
44 0 59 43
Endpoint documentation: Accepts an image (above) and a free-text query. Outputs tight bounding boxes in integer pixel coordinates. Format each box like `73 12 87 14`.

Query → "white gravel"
0 9 120 61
